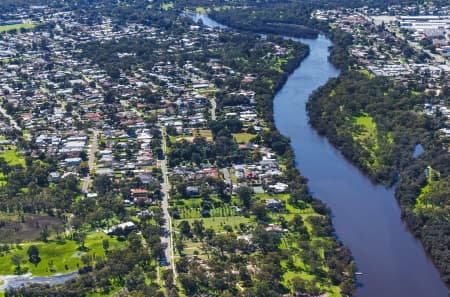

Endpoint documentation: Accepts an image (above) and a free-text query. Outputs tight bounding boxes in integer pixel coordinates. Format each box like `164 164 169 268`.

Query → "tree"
163 269 174 287
175 238 185 255
78 162 89 177
252 226 280 254
252 203 268 222
40 226 50 242
289 276 305 293
237 186 253 209
192 220 204 240
81 254 93 267
27 245 41 266
74 231 87 250
126 266 146 291
11 254 25 270
102 239 110 252
178 221 191 237
93 175 113 195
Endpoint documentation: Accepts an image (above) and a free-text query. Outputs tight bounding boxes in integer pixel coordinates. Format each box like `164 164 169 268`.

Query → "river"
187 13 449 297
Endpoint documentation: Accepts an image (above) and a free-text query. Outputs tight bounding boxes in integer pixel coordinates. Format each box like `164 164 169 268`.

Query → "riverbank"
306 69 450 291
183 13 357 296
306 23 449 290
273 35 449 297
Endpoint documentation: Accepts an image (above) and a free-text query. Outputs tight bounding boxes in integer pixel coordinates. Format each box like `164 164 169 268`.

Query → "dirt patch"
0 214 64 243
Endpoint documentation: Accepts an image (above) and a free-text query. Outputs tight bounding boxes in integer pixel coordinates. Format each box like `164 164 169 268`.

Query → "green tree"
74 231 87 250
11 254 25 270
178 220 191 237
40 226 50 242
27 245 41 266
102 239 110 252
237 186 253 209
163 269 174 287
192 220 204 240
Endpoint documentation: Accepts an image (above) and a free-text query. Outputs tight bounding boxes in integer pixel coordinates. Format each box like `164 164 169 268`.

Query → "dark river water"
187 13 448 297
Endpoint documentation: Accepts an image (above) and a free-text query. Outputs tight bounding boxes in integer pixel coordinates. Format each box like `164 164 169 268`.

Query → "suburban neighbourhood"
0 1 447 297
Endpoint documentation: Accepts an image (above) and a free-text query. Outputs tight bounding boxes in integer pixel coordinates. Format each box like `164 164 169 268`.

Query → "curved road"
0 272 78 290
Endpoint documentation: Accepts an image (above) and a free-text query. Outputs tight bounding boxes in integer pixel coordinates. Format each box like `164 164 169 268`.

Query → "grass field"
414 167 442 211
0 232 124 276
0 23 34 33
270 57 288 72
175 216 252 233
194 129 213 140
195 7 210 13
359 69 375 79
177 205 238 219
353 113 379 166
354 114 377 140
0 146 25 166
196 87 218 95
161 2 174 10
232 133 255 143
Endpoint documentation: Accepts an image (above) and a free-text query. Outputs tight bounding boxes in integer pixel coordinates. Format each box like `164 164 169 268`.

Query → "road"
223 168 231 185
210 97 217 120
82 130 99 193
159 127 177 282
0 272 78 290
0 105 21 131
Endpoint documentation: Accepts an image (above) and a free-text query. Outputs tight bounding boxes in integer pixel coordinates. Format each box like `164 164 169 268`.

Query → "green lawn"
358 69 375 78
0 232 124 276
195 7 210 13
414 167 444 211
232 133 255 143
0 23 34 33
194 129 213 140
175 216 252 232
354 114 376 139
352 113 379 167
161 2 174 10
0 147 25 166
196 87 218 95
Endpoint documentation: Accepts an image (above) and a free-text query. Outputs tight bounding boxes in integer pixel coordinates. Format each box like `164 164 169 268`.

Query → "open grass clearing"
232 133 255 143
0 232 124 276
0 146 25 166
0 23 34 33
358 69 375 78
196 87 218 95
193 129 213 141
175 216 252 233
161 2 174 10
353 113 377 141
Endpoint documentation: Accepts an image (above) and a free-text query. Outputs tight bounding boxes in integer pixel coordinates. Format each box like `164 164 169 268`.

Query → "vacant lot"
0 214 64 243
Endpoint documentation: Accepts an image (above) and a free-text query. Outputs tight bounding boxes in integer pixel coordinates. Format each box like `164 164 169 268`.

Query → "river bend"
189 13 449 297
